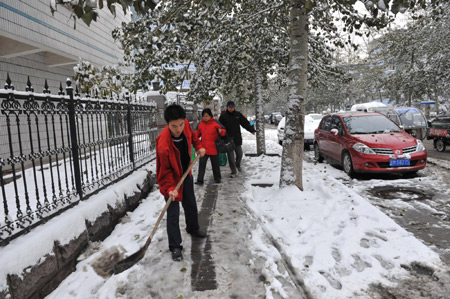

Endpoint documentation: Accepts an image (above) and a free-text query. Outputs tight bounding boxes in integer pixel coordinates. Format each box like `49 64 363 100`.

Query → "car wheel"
342 152 355 177
279 140 282 145
314 143 324 163
304 144 310 151
435 139 446 152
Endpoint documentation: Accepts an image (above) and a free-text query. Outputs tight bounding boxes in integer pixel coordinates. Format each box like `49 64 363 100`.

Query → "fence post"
126 92 135 168
66 79 83 200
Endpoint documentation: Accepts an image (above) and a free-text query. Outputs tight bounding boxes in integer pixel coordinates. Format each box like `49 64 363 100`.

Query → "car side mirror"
399 125 405 130
331 128 339 136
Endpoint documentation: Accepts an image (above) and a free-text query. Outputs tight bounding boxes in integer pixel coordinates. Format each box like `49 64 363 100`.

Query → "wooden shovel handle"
143 154 201 250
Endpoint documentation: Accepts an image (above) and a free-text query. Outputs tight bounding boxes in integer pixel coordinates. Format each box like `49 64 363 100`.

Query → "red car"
314 112 427 176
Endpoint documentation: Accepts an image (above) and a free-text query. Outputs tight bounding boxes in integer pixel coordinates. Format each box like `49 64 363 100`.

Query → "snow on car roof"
351 101 387 111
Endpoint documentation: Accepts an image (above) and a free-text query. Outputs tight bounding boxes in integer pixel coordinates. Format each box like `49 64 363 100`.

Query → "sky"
0 127 448 298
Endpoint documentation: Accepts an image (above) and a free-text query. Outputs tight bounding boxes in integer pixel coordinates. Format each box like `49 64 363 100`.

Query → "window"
331 116 345 136
320 116 332 131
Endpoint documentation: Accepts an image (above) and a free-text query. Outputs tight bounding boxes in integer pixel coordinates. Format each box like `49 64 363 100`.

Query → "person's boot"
171 248 183 261
195 180 204 185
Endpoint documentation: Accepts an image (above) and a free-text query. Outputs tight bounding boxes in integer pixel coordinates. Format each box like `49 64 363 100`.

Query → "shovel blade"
113 247 146 274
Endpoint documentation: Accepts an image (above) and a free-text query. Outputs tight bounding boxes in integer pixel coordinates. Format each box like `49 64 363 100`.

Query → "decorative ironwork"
0 74 163 246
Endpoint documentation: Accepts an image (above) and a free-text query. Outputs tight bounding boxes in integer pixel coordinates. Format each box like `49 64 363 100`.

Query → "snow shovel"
112 154 201 275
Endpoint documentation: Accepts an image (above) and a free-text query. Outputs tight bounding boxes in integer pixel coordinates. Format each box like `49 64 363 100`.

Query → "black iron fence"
0 74 162 246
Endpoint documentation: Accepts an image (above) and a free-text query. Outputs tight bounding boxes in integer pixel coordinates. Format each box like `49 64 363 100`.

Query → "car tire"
342 151 355 177
279 140 282 145
435 139 446 152
314 143 324 163
304 144 310 151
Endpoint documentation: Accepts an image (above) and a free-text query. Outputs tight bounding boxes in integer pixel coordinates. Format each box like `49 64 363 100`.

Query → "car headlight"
352 142 376 154
416 140 425 152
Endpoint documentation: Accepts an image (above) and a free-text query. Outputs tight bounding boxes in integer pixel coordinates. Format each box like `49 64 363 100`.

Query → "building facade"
0 0 130 91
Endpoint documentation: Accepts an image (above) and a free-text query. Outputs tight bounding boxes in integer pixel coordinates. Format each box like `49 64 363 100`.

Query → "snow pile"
0 165 153 292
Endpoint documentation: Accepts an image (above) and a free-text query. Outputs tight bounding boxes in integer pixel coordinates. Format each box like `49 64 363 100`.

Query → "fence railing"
0 74 162 246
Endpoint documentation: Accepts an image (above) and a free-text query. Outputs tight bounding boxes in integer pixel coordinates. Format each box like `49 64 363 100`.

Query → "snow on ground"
1 126 448 298
0 166 153 292
240 129 446 298
428 156 450 170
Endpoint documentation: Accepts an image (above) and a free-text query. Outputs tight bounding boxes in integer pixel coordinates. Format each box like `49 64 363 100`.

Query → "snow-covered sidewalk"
1 127 449 298
241 130 449 298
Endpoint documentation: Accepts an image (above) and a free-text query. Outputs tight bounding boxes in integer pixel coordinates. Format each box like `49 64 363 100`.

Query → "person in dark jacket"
218 101 256 177
195 108 226 184
156 104 206 261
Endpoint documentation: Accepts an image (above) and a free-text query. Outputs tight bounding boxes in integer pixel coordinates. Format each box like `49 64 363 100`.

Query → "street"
423 138 450 160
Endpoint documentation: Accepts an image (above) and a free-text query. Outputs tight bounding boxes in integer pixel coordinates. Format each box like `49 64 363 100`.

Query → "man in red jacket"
156 104 206 261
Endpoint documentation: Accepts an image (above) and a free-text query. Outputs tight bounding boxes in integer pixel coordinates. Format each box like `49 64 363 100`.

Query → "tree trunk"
254 64 266 155
279 2 308 190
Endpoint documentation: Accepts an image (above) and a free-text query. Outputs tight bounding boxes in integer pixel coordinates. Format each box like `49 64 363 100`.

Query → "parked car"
351 101 388 112
314 112 427 177
307 113 323 121
427 112 450 152
278 114 321 150
270 112 283 125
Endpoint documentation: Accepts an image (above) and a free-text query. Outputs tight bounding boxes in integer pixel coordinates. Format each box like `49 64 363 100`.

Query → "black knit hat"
227 101 235 107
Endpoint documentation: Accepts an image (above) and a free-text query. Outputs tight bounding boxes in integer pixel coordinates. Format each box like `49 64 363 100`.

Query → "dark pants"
197 154 221 182
166 175 199 251
227 144 243 173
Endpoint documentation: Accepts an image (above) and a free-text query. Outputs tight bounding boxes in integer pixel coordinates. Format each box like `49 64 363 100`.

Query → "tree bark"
254 64 266 155
279 2 308 190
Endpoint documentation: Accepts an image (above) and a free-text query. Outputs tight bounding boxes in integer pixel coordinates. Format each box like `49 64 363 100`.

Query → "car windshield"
343 115 402 134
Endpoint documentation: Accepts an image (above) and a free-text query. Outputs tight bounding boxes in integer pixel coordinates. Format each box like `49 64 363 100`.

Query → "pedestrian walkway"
106 160 309 298
43 157 308 298
185 160 308 298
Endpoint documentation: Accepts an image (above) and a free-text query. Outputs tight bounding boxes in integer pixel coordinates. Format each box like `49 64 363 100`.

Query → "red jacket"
156 119 203 202
196 117 226 155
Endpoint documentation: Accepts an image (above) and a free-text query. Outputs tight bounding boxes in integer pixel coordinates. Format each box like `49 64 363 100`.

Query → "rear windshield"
343 115 401 134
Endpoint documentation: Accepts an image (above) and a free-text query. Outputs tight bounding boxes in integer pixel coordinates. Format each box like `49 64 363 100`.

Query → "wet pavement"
423 138 450 160
191 182 219 291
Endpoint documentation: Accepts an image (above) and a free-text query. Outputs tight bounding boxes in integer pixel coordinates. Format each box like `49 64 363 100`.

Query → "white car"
277 114 322 150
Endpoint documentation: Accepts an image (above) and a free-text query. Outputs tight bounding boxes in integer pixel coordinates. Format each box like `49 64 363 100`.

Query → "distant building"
0 0 130 91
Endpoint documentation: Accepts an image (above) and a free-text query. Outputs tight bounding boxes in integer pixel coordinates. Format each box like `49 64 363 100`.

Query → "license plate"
389 159 410 166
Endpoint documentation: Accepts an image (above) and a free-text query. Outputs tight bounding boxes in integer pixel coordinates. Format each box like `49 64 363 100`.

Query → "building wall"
0 0 130 91
0 0 131 166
